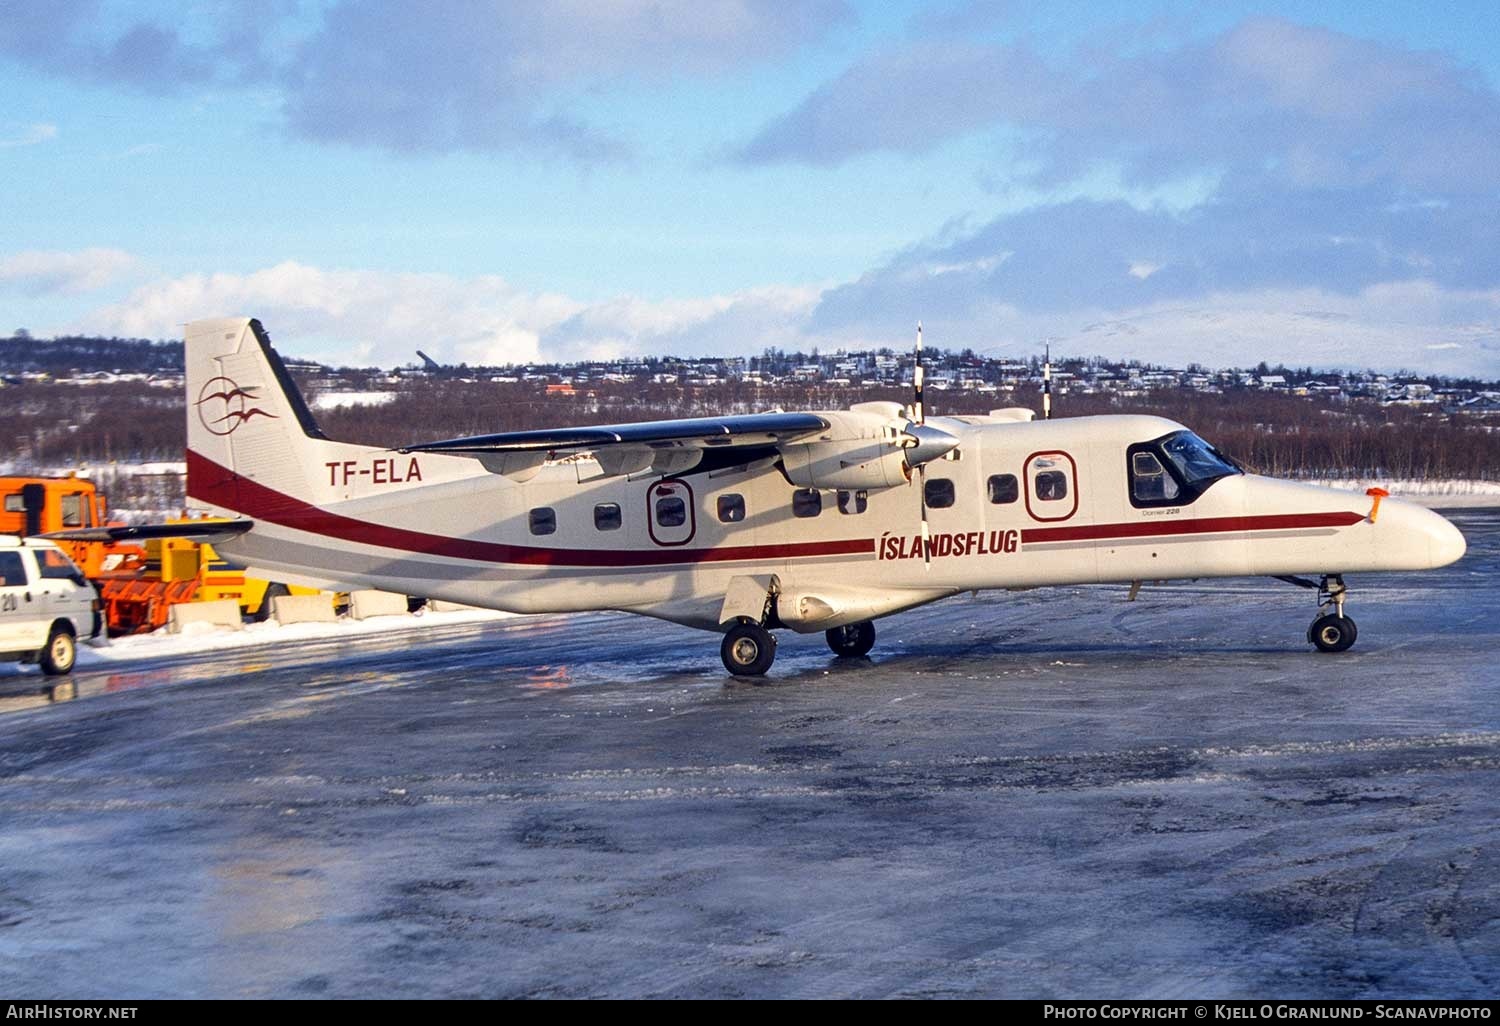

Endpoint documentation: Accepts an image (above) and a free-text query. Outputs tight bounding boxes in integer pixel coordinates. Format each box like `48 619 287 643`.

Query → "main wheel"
1309 614 1357 653
721 622 776 676
825 620 876 658
40 627 76 676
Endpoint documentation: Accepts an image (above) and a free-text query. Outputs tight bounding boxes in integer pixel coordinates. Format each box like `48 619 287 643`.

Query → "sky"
2 0 1499 376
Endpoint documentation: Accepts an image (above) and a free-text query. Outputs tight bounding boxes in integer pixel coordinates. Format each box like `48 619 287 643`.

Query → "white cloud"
69 260 1500 376
81 261 821 366
0 248 138 295
0 122 57 147
896 282 1500 376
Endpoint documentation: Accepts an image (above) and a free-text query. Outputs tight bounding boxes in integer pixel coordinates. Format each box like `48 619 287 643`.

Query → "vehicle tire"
254 583 290 623
721 622 776 676
825 620 876 658
1309 614 1357 653
39 626 76 676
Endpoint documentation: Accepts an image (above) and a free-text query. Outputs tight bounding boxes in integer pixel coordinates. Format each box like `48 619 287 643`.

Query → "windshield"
1158 431 1241 486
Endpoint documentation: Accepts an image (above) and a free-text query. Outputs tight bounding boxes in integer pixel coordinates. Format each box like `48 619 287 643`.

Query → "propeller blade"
910 323 937 568
913 322 925 425
917 464 931 569
1042 342 1052 421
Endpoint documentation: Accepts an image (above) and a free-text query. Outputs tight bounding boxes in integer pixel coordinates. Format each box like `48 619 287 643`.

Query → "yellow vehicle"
145 532 292 619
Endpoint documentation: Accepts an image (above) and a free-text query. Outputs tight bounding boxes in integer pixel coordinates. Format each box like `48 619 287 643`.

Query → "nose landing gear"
1304 574 1358 653
1277 573 1358 652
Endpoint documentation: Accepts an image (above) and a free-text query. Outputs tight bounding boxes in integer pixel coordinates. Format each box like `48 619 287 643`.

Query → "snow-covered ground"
1308 478 1500 507
2 604 516 679
0 460 186 479
310 391 397 410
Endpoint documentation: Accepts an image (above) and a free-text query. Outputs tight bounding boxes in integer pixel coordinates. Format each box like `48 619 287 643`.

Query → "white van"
0 537 100 675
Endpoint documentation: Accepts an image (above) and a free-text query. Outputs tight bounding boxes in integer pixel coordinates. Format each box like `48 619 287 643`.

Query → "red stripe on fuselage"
186 451 1364 568
185 450 873 568
1021 510 1365 545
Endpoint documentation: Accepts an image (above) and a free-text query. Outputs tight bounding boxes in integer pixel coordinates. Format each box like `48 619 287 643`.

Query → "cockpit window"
1159 431 1239 486
1128 430 1240 509
1131 451 1180 503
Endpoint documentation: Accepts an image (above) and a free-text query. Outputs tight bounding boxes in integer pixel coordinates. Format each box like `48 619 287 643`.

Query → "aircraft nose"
1425 508 1467 567
1373 498 1467 570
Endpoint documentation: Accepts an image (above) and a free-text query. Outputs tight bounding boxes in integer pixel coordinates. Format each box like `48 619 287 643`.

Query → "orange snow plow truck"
0 474 310 634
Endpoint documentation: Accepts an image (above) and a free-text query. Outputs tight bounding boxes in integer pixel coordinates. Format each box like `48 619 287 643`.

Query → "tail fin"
185 317 340 514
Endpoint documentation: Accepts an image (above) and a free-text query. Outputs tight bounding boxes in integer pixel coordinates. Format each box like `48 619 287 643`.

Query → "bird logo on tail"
195 376 279 436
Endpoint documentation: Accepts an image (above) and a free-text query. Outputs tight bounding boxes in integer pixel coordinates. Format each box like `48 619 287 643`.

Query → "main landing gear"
718 619 879 676
1279 574 1357 653
721 621 777 676
825 620 876 658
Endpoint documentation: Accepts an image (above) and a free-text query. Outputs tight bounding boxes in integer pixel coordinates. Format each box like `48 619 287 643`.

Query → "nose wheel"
1309 613 1357 652
1305 574 1357 653
1277 573 1359 652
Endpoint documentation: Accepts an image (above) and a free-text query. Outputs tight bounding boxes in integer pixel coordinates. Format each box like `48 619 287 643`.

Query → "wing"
399 412 831 480
401 411 829 454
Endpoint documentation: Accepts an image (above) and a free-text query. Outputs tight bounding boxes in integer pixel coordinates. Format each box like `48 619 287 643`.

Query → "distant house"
1449 394 1500 415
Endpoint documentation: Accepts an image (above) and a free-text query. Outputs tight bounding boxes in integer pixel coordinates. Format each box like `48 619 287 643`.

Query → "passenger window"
1131 451 1180 503
3 494 22 513
717 494 746 523
655 496 687 527
837 489 867 515
0 551 26 586
1034 471 1068 501
792 489 822 518
987 474 1018 504
924 478 956 509
593 503 622 531
528 507 556 535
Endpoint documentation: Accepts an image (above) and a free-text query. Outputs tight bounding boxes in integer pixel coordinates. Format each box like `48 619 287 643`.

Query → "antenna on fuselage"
1042 344 1053 420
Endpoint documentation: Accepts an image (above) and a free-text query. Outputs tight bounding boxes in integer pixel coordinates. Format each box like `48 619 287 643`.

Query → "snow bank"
1307 478 1500 508
1 604 516 678
311 391 397 410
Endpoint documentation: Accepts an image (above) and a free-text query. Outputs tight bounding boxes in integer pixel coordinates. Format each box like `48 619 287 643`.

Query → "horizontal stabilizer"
40 520 255 544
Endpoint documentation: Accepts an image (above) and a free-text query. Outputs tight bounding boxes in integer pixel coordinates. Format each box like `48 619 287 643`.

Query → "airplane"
66 317 1469 677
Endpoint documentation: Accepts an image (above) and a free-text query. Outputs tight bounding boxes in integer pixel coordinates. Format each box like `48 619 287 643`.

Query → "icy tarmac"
1 509 1497 998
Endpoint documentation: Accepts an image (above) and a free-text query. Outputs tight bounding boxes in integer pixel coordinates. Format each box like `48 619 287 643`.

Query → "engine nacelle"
781 440 910 490
775 584 953 632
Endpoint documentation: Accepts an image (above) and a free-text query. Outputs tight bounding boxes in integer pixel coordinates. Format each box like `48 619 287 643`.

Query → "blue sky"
2 0 1499 375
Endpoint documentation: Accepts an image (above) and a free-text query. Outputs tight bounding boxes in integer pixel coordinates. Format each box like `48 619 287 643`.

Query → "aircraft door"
648 479 696 546
1023 450 1078 522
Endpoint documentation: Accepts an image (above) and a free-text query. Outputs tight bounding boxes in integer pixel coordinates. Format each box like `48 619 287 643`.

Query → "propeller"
915 324 930 567
890 323 959 567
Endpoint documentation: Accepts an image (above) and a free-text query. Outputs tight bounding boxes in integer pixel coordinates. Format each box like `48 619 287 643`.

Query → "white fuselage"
191 412 1466 633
